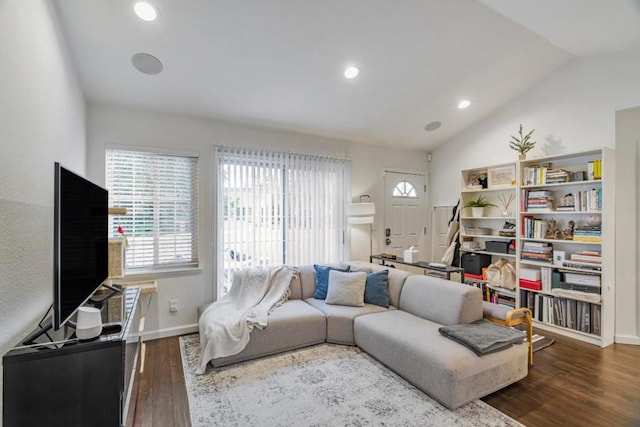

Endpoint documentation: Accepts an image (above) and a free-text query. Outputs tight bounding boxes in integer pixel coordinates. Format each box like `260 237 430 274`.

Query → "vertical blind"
106 148 199 270
216 146 350 297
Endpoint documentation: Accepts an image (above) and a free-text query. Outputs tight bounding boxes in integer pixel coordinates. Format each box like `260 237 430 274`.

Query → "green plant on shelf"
464 196 497 208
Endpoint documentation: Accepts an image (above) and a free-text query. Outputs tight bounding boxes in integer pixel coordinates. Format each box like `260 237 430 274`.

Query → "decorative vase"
518 153 526 160
471 207 485 217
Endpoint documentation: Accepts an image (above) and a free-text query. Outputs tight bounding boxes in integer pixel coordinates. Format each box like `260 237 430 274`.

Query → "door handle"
385 238 391 245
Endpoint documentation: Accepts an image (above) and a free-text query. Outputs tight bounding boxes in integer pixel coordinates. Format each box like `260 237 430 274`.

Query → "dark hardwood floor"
134 331 640 427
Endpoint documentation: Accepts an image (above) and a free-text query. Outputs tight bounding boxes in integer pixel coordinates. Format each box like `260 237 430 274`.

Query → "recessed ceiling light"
425 121 442 131
131 53 163 75
134 2 158 21
344 66 359 79
458 99 471 109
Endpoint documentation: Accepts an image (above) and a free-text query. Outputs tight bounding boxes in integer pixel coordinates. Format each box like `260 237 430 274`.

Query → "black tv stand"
89 283 122 309
3 287 141 427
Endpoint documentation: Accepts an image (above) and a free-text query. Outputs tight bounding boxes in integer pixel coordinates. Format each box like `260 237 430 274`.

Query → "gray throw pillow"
325 270 367 307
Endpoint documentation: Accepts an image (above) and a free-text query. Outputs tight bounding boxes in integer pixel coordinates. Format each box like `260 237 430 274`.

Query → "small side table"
117 280 157 373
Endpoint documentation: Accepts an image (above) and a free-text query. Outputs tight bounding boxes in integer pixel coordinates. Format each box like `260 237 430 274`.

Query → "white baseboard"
614 334 640 345
142 324 198 341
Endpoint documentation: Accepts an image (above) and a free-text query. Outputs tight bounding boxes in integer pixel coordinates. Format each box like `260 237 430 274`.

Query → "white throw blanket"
196 265 295 374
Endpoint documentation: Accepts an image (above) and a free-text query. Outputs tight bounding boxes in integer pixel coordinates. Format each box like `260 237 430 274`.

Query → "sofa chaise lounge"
198 262 528 409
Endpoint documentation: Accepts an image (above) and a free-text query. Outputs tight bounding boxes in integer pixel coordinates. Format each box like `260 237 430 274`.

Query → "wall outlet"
168 299 178 313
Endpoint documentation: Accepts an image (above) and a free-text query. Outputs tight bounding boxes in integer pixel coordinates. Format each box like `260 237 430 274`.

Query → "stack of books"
557 204 575 212
525 190 554 211
573 225 602 243
519 267 542 290
545 169 571 184
561 271 601 292
562 250 602 271
521 241 553 263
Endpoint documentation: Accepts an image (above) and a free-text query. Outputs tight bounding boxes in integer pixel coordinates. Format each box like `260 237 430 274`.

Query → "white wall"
0 0 86 353
430 46 640 343
615 107 640 344
87 105 427 339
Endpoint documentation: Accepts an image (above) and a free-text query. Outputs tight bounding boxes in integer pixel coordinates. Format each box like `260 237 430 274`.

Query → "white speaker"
76 307 103 340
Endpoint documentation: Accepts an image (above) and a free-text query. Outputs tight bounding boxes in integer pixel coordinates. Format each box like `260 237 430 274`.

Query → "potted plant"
509 124 536 159
464 196 497 217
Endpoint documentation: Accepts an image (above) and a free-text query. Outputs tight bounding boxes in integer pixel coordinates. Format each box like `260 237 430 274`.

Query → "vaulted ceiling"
53 1 640 151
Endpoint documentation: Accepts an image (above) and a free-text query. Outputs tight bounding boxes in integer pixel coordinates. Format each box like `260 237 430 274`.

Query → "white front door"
384 171 426 260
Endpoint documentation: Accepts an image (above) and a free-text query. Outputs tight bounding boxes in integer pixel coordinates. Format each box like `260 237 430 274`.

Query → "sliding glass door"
216 147 350 298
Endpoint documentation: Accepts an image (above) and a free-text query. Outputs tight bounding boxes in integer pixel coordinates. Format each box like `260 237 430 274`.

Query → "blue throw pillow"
313 265 350 299
364 269 390 308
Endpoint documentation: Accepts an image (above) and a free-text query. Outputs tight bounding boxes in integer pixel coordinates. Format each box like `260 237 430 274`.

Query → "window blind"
216 146 350 297
106 149 199 271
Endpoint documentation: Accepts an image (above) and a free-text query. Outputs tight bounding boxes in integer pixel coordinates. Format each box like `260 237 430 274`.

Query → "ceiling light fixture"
134 2 158 21
458 99 471 109
344 66 359 79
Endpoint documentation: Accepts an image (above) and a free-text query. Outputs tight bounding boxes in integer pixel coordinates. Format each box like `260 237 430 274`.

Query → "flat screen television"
53 162 109 330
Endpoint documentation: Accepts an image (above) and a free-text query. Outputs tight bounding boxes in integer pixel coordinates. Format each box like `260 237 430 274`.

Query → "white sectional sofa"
198 262 528 409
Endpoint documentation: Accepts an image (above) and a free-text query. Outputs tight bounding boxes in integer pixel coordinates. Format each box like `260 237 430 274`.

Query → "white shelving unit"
459 162 518 257
459 149 615 347
517 148 614 347
460 162 518 309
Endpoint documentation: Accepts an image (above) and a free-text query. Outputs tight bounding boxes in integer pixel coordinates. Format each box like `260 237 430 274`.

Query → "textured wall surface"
0 0 86 368
0 200 53 345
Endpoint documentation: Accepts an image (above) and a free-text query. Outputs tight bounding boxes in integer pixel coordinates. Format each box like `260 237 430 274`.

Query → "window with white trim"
106 149 199 271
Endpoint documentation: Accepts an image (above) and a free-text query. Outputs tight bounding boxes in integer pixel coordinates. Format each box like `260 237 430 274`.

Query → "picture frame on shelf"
466 169 488 190
487 165 516 189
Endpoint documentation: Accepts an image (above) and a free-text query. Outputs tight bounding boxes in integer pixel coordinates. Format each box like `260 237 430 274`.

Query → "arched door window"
392 181 417 198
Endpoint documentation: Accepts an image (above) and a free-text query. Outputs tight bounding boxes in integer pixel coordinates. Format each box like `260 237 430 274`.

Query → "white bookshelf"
460 149 615 347
459 162 518 309
518 148 614 347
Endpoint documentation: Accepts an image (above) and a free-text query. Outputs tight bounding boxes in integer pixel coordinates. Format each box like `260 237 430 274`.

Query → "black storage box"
485 240 510 254
461 253 492 275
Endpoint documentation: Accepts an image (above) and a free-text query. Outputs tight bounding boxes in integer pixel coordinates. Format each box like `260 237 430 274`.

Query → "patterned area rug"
180 335 523 427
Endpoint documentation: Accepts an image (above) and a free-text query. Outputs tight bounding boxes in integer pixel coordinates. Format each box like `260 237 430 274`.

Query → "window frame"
105 147 200 273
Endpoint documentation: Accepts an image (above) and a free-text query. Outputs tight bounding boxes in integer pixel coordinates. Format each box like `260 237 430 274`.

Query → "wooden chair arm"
504 307 532 324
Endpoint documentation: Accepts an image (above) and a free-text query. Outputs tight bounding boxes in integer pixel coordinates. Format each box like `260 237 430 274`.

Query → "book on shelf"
563 272 601 286
522 241 552 248
561 260 602 271
522 246 553 254
559 282 601 294
520 267 541 281
541 267 552 292
592 305 601 336
521 242 553 263
519 278 542 291
587 159 603 181
572 236 602 243
569 251 602 264
464 272 484 281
